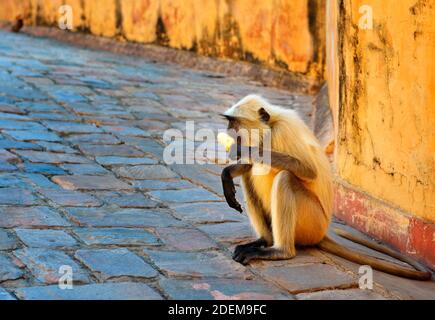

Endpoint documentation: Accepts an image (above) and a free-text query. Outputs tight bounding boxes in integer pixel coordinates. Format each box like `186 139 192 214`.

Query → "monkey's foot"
233 239 269 259
233 247 295 265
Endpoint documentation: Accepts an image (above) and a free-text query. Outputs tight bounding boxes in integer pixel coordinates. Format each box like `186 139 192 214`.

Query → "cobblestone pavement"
0 30 433 300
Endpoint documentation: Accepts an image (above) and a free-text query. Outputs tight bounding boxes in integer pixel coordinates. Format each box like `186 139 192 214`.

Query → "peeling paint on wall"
335 0 435 222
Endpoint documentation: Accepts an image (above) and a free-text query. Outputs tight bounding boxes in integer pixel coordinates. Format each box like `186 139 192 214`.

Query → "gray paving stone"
254 263 357 294
38 189 101 207
96 156 157 166
132 179 196 190
95 191 159 208
0 288 15 300
0 161 16 171
14 282 162 300
198 222 255 244
23 163 66 175
0 120 45 131
43 121 102 133
73 227 160 246
160 278 290 300
0 140 42 150
144 250 247 279
13 248 90 284
156 227 219 251
35 141 77 154
296 289 387 300
0 206 70 228
3 130 61 142
0 229 18 250
101 125 148 137
113 165 178 180
15 151 92 164
0 149 18 162
66 207 185 227
0 253 24 281
75 248 158 280
52 175 131 190
66 133 120 145
170 202 246 224
149 188 221 203
0 187 40 205
15 229 77 248
60 163 109 175
78 144 144 157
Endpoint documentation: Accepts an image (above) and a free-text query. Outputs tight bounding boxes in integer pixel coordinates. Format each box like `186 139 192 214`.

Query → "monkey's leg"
234 171 296 265
233 238 269 259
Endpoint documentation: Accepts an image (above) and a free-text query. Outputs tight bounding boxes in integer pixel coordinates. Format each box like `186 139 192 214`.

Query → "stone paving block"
0 104 25 115
170 164 224 195
23 163 66 175
95 191 159 208
156 227 219 251
122 137 165 159
254 263 357 294
0 288 15 300
0 120 45 131
13 248 90 284
66 207 185 227
0 161 16 171
38 189 102 207
35 141 77 154
160 278 290 300
16 102 63 113
0 112 29 120
0 206 70 228
78 144 144 157
0 140 42 150
0 148 19 162
0 187 40 205
149 188 221 203
132 179 196 190
29 112 79 121
113 165 178 180
52 175 131 190
0 253 24 281
296 289 387 300
73 227 160 246
3 130 61 142
66 133 120 145
0 172 61 189
43 121 102 133
144 250 247 279
101 125 148 137
14 282 162 300
15 229 77 248
0 229 18 250
95 156 157 166
198 222 255 244
60 163 109 175
169 202 246 224
75 248 158 280
15 150 92 164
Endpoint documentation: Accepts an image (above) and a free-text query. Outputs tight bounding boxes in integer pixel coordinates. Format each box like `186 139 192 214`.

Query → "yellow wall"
0 0 326 80
334 0 435 222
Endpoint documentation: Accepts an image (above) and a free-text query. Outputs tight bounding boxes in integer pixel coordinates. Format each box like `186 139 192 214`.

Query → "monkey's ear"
258 108 270 123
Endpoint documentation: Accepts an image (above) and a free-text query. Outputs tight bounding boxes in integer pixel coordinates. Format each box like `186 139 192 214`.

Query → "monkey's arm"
230 145 317 180
221 164 252 213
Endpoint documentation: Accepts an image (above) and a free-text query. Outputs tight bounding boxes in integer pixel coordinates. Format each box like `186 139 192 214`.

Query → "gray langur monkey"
220 95 431 281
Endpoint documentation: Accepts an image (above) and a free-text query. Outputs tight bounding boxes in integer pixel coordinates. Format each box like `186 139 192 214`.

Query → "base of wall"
334 180 435 270
0 23 321 94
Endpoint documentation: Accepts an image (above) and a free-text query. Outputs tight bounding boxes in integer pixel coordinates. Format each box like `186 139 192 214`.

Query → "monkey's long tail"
318 228 432 281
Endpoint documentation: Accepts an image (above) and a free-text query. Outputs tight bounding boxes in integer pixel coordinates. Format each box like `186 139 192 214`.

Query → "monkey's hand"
221 168 243 213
